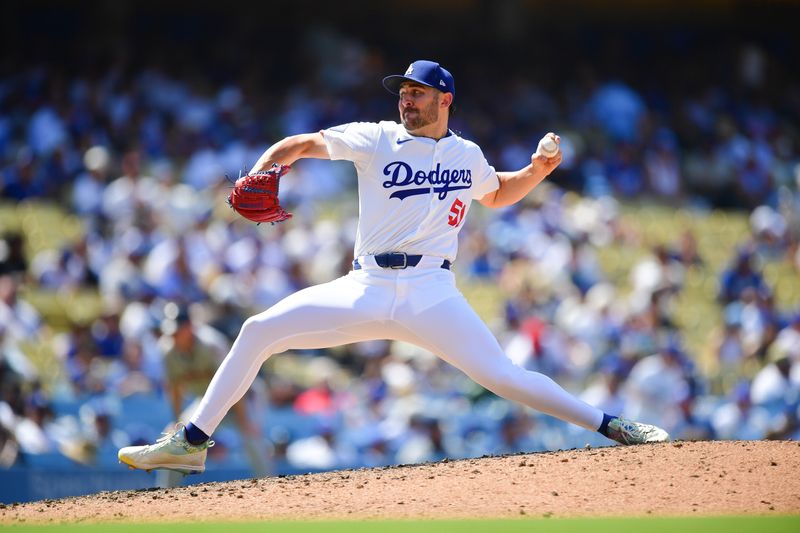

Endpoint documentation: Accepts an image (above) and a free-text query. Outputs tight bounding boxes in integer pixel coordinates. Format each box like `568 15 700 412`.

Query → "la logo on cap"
405 64 414 75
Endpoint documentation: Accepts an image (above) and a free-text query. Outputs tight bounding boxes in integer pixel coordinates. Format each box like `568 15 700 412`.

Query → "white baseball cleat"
606 416 669 445
118 425 213 474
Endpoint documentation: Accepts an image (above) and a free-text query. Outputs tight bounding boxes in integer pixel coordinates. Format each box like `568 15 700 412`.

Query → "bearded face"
398 85 441 132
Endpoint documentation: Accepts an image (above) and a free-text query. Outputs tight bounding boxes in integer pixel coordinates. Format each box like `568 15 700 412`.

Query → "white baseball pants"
190 256 604 435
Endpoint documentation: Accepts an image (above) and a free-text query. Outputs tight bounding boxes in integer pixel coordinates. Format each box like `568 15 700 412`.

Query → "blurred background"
1 0 799 502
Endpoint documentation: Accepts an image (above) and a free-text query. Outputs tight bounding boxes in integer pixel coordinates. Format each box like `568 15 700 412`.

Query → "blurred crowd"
1 27 799 477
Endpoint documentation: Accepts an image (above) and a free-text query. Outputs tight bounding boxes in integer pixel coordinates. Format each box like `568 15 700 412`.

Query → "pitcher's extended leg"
396 294 604 431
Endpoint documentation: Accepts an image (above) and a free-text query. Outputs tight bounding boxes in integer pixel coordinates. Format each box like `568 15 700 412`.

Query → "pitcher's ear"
441 92 454 109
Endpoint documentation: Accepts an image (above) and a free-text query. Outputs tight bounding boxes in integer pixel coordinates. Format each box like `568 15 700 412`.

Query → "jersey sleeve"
471 154 500 200
321 122 381 167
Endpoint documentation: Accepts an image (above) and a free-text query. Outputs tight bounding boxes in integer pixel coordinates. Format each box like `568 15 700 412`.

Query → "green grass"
4 516 799 533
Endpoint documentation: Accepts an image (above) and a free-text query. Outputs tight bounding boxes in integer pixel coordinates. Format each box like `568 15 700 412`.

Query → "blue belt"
353 253 451 270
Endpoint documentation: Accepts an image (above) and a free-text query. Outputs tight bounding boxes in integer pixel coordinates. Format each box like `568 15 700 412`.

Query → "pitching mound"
2 440 799 524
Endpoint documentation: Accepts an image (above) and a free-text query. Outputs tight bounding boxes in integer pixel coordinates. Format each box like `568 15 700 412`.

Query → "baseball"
537 136 559 158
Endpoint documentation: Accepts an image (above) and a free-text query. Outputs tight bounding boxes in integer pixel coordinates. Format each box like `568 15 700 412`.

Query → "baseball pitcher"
119 60 668 475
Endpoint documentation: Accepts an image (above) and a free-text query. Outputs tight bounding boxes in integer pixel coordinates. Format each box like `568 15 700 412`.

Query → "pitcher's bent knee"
238 313 281 340
229 316 278 357
234 313 298 359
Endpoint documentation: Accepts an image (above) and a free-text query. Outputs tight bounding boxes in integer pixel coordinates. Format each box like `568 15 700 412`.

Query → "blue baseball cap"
382 60 455 99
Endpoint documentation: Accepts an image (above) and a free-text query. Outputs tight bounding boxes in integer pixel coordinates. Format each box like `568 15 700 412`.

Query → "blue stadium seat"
20 452 82 471
263 406 324 441
51 395 90 418
115 392 173 433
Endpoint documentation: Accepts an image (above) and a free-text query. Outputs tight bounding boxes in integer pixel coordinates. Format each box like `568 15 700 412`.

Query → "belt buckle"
390 252 408 269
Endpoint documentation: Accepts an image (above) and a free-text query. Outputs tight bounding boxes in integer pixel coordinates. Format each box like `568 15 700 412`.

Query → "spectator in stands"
101 150 159 226
160 305 225 421
0 425 19 467
750 344 798 409
644 129 682 200
146 238 207 304
771 312 800 362
285 418 357 471
157 303 267 484
0 232 28 276
490 411 543 455
580 356 628 417
711 380 771 440
750 205 789 261
105 339 160 397
587 80 646 143
395 414 449 464
735 151 773 209
61 324 102 395
711 308 747 386
669 391 715 441
91 311 125 359
0 275 41 343
674 229 704 270
82 406 130 467
1 148 48 201
607 142 645 197
718 248 769 305
623 342 692 430
13 392 57 455
71 146 112 217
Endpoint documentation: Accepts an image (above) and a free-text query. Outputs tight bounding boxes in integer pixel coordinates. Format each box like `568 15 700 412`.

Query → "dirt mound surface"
2 441 799 524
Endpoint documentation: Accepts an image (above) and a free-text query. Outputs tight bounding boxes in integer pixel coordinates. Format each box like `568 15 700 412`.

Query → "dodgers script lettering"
382 161 472 200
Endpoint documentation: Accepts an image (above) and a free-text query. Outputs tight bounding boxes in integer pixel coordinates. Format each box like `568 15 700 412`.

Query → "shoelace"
612 419 646 443
155 431 176 444
149 425 214 451
623 422 645 440
146 429 180 451
154 423 185 443
625 421 661 441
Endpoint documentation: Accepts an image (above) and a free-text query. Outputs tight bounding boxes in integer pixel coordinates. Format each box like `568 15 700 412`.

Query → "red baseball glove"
227 164 292 224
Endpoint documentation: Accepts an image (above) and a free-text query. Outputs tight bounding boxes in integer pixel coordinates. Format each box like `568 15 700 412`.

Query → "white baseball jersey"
321 121 500 261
